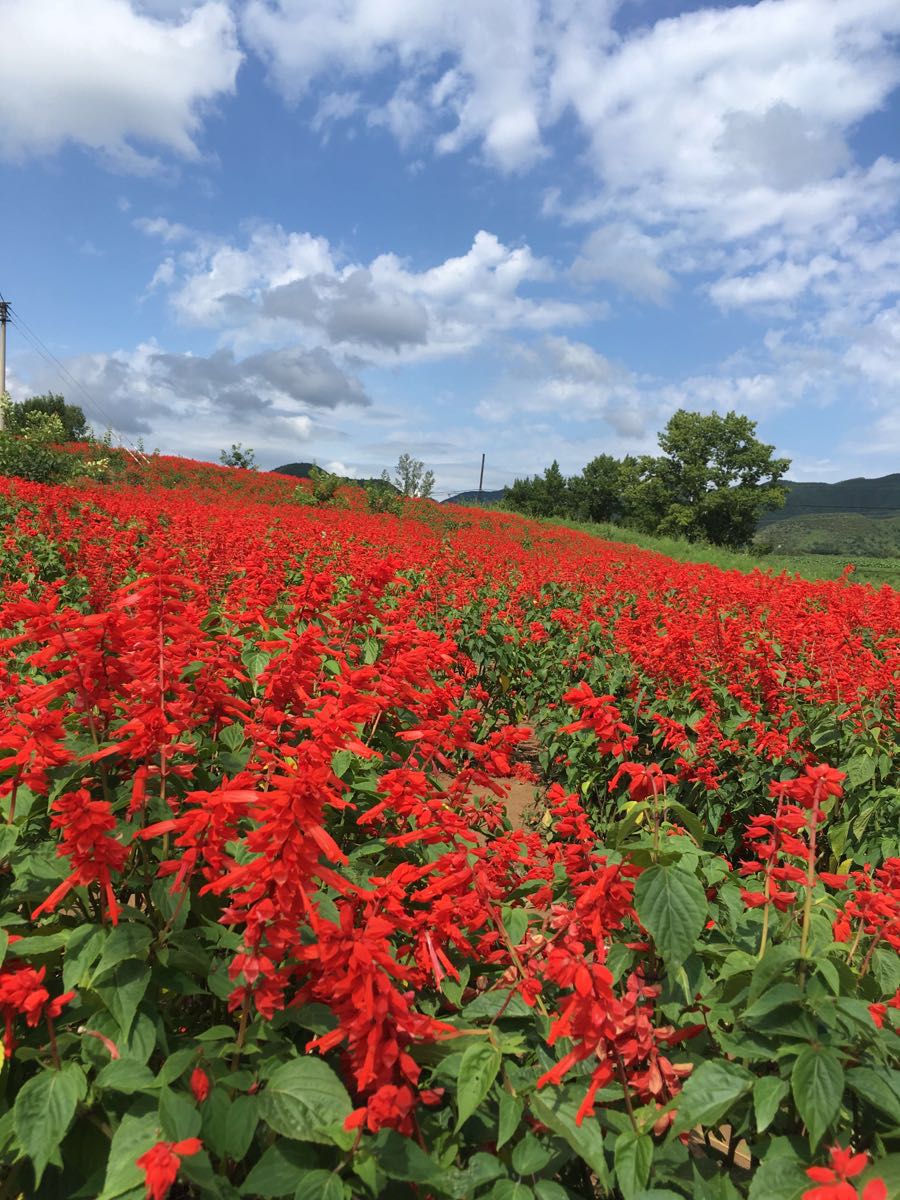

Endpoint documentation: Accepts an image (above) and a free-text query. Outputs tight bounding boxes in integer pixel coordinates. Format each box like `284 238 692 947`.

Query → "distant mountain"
442 488 507 506
272 462 316 479
760 473 900 526
756 513 900 558
271 463 401 492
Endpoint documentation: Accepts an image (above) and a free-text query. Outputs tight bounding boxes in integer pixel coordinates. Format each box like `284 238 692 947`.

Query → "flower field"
0 456 897 1200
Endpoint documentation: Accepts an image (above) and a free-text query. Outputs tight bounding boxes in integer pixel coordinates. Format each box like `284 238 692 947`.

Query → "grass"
539 516 900 589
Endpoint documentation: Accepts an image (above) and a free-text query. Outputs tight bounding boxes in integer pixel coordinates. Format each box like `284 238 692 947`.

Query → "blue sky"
1 0 899 496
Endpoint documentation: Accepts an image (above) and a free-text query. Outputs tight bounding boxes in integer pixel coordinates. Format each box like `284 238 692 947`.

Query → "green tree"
504 461 573 519
220 443 257 471
569 454 622 523
8 393 89 442
384 453 435 498
629 410 790 548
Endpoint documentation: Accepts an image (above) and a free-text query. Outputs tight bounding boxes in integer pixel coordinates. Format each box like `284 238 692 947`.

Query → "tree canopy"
384 453 435 498
501 410 790 549
7 393 89 442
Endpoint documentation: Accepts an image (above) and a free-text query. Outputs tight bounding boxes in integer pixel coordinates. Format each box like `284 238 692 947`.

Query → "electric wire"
5 305 147 464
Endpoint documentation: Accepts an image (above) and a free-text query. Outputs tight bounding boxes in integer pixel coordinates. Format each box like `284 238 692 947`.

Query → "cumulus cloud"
15 339 369 464
0 0 241 170
242 0 550 171
570 224 674 304
478 335 651 438
155 224 588 361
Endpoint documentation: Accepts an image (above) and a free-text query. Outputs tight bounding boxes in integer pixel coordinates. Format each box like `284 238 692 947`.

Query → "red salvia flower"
136 1138 202 1200
32 788 129 925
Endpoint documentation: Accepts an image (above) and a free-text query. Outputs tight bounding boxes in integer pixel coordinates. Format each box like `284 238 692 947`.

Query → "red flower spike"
136 1138 202 1200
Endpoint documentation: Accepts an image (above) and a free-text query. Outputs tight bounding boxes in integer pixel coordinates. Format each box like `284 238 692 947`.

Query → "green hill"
760 472 900 526
756 512 900 558
271 462 400 492
443 488 506 506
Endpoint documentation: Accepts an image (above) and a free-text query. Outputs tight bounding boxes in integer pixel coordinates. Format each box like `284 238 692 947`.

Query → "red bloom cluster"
136 1138 202 1200
803 1145 886 1200
0 959 73 1057
32 787 129 924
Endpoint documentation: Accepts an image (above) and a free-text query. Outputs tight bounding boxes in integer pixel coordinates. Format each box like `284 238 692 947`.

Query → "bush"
0 399 111 485
364 479 403 514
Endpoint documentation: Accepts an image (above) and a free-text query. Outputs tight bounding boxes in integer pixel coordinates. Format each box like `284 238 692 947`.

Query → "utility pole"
0 300 8 428
477 452 485 503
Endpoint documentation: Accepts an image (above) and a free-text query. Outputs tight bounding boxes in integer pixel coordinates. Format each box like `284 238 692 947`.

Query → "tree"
632 410 790 548
220 443 257 471
568 454 622 523
8 393 89 442
385 453 435 498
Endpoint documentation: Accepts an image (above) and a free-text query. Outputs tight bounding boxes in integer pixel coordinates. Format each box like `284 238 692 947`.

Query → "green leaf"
747 1153 807 1200
502 905 528 947
202 1086 232 1158
743 983 804 1023
488 1184 534 1200
375 1130 446 1185
91 924 153 984
749 945 799 1005
792 1046 843 1150
95 1059 158 1095
98 1113 160 1200
529 1089 610 1188
158 1048 196 1085
846 1067 900 1123
219 723 245 751
258 1057 352 1144
226 1094 258 1163
534 1185 575 1200
450 1153 506 1198
294 1170 343 1200
672 1061 754 1135
512 1133 553 1175
753 1076 789 1133
497 1088 523 1150
159 1085 202 1140
13 1066 82 1187
633 862 707 971
456 1039 501 1130
94 960 150 1038
239 1141 316 1197
614 1131 653 1200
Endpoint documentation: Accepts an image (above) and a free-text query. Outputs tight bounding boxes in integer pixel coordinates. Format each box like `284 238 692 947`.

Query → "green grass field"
544 517 900 588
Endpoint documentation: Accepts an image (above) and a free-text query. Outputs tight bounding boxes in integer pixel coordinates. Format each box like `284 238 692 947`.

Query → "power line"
5 304 147 464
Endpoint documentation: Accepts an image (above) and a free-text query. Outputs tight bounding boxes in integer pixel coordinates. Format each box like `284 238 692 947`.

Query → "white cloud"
242 0 550 171
844 301 900 386
155 224 589 361
570 223 674 303
134 216 194 243
0 0 241 170
478 335 652 438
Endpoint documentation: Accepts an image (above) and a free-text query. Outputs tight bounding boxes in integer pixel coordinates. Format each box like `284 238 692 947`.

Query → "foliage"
504 410 790 550
0 453 896 1199
757 513 900 560
622 410 790 548
6 393 89 442
0 396 109 484
364 478 404 514
384 452 435 498
219 443 257 471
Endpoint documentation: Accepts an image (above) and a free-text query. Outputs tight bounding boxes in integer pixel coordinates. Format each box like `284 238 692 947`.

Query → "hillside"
759 471 900 525
443 487 506 505
757 511 900 558
272 461 400 492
